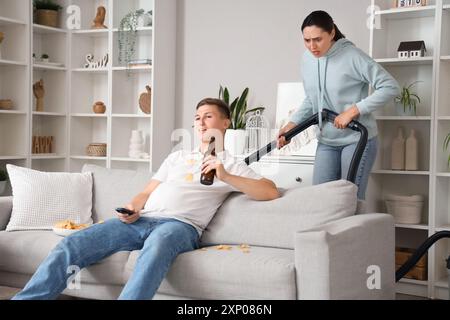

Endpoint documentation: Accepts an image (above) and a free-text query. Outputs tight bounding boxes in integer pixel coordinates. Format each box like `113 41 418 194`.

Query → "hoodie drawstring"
317 57 329 131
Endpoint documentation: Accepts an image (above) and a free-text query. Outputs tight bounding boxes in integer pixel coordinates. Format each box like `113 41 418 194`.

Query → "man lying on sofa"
13 98 280 300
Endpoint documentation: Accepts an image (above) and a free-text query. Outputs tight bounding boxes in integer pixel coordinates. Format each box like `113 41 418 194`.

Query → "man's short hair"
196 98 231 120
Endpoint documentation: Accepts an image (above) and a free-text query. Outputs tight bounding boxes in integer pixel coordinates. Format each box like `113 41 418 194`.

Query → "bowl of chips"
52 220 91 237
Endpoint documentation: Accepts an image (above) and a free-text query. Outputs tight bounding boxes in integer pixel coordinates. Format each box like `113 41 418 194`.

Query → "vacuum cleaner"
244 108 450 296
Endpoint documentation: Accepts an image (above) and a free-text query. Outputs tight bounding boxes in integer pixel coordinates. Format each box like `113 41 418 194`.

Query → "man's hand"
116 204 140 224
334 105 360 129
201 155 229 181
277 122 297 149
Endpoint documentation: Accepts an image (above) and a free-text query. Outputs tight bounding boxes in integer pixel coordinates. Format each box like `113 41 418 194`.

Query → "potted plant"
118 9 153 66
41 53 49 63
219 86 265 155
395 81 421 116
0 169 8 195
33 0 62 28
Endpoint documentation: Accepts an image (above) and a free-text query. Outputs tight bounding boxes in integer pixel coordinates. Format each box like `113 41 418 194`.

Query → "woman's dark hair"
301 10 345 41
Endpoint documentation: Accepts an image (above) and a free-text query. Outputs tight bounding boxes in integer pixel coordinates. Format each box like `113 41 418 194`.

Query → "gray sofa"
0 164 395 300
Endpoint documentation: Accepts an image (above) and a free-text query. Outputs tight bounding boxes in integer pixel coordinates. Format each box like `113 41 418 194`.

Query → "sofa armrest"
0 197 13 231
294 213 395 300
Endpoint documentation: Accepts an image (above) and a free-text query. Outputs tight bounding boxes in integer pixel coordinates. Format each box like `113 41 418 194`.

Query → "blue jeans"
313 137 378 200
12 217 199 300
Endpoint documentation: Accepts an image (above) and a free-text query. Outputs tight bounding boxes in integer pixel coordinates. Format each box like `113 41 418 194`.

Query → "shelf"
112 66 152 72
398 278 428 286
72 68 109 73
375 57 433 66
31 154 65 160
0 16 26 27
32 112 66 117
438 116 450 120
72 29 109 37
444 4 450 10
0 110 26 115
375 116 431 121
435 172 450 177
71 113 107 118
111 157 151 163
435 225 450 232
33 64 67 71
33 24 67 34
441 56 450 62
0 156 27 160
70 156 106 161
435 278 449 289
112 27 153 35
395 223 429 230
0 59 27 67
112 114 151 118
375 5 436 19
372 170 430 176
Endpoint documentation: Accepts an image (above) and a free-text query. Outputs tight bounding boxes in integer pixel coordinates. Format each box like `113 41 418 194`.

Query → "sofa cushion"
81 164 154 222
0 231 129 286
201 180 358 250
6 164 93 231
125 246 296 300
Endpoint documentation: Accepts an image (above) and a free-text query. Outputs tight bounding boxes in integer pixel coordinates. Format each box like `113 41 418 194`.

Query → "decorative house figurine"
92 6 107 29
33 79 45 112
398 41 427 59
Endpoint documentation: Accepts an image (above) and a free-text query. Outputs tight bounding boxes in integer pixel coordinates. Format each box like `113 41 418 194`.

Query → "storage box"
385 194 424 224
395 247 427 281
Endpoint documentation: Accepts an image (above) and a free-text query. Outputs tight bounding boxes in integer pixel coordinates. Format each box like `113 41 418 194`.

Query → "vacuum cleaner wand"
244 109 368 184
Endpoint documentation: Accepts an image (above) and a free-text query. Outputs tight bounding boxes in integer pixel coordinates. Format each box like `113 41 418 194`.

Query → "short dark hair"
196 98 231 119
301 10 345 42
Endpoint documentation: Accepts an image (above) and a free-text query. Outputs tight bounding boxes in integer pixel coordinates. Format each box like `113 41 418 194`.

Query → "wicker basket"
86 143 107 157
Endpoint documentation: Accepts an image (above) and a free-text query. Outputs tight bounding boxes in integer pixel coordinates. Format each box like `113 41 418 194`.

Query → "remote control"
115 207 135 216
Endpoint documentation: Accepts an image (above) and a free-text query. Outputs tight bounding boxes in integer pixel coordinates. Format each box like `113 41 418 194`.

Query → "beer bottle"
200 137 216 186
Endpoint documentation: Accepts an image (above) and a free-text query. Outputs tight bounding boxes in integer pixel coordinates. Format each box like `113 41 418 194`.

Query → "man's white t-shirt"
141 149 263 235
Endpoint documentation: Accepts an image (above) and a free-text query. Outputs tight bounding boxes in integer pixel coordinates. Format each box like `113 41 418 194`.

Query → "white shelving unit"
368 0 450 299
0 0 177 186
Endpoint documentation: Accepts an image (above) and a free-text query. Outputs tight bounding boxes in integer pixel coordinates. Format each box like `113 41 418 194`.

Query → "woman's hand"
201 155 229 181
334 105 360 129
116 204 140 224
277 122 297 149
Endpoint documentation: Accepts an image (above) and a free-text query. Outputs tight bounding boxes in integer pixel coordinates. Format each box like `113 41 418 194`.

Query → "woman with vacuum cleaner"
277 11 400 200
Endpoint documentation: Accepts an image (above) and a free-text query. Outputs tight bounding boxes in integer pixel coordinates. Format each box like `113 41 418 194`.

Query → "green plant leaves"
396 81 422 115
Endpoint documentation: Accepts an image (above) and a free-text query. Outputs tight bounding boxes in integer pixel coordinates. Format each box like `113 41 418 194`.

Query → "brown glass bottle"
200 137 216 186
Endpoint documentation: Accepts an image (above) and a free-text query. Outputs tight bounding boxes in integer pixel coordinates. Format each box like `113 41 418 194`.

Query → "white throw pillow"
5 164 93 232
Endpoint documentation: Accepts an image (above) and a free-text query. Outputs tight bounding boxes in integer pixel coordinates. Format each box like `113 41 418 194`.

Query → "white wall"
175 0 372 132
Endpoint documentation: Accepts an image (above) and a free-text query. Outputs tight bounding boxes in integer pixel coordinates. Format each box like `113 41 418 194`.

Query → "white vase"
129 130 144 158
391 127 405 170
405 129 419 171
0 181 6 195
225 129 246 156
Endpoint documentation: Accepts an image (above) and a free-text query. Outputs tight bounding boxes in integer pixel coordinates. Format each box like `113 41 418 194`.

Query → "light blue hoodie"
290 38 400 146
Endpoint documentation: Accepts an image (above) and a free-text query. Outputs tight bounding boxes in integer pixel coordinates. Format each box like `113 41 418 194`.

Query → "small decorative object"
0 99 13 110
139 86 151 114
128 130 145 159
32 53 36 62
0 169 8 195
84 53 109 69
92 6 107 29
41 53 49 63
391 127 405 170
396 0 427 8
32 136 54 154
93 101 106 114
395 81 421 116
0 31 4 59
86 143 107 157
33 0 63 28
33 79 45 112
219 85 264 155
245 110 270 154
385 194 424 224
127 58 152 68
395 247 427 281
442 132 450 168
405 129 419 171
397 41 426 59
118 9 153 66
